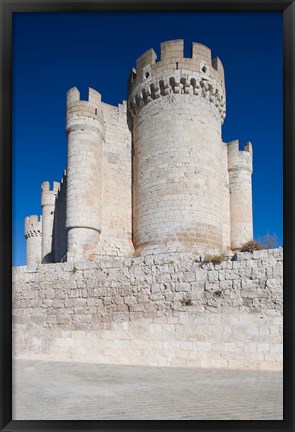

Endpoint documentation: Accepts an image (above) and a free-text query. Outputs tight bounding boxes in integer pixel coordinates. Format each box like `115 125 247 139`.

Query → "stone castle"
15 41 282 372
24 39 253 266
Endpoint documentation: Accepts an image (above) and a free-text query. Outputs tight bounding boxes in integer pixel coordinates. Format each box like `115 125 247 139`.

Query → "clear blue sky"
12 12 283 266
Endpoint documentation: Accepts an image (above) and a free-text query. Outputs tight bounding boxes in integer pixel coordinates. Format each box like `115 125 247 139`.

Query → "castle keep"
25 40 253 266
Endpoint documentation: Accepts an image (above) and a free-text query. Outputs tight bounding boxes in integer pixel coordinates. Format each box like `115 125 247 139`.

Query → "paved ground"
12 359 283 420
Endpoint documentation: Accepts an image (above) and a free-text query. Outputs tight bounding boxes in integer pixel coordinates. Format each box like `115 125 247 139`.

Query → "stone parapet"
66 87 103 135
228 140 253 174
24 215 42 239
41 181 60 207
128 40 226 122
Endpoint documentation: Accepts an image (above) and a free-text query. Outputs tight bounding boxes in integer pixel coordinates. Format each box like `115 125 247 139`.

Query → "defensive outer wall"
13 249 283 371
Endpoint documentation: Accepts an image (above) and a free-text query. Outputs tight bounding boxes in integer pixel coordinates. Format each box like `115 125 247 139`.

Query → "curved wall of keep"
128 40 227 255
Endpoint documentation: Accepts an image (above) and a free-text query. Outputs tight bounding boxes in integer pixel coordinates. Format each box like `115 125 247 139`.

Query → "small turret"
41 181 59 263
66 87 104 261
24 215 42 266
228 140 253 250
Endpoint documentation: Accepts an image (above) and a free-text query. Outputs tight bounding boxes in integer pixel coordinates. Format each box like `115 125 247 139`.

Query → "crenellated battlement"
130 40 225 87
66 87 103 134
227 140 253 173
128 40 226 121
41 181 60 193
117 100 127 112
24 215 42 238
66 87 101 105
41 181 60 207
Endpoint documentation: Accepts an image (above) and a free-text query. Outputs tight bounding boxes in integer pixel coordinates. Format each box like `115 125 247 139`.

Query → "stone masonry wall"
12 249 283 370
95 101 134 257
53 172 67 262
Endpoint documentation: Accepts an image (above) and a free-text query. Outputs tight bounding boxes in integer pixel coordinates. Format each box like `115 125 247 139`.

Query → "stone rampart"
12 249 283 370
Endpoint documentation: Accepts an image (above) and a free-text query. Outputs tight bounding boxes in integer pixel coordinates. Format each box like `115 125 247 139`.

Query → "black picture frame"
0 1 294 431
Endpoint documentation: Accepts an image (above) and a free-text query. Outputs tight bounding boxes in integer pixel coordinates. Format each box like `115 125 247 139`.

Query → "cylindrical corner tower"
24 215 42 266
41 181 59 262
228 140 253 249
66 87 103 261
128 40 227 255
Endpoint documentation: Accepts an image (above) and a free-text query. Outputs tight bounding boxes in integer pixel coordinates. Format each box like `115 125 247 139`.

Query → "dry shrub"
240 240 263 252
203 253 227 265
260 233 278 249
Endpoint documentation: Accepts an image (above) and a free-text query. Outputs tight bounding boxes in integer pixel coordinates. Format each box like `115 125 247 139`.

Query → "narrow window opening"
95 108 97 115
159 80 165 96
176 62 179 70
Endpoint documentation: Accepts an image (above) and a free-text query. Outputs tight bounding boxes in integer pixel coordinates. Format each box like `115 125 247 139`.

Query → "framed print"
1 1 294 431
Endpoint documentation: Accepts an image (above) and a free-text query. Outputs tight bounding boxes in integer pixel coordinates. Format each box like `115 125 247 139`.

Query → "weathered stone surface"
13 249 283 371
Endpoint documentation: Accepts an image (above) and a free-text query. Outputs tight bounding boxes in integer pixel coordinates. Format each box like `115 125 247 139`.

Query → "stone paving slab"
12 359 283 420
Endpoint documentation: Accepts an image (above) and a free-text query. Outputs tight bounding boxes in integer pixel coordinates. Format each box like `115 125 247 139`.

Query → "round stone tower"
66 87 103 261
24 215 42 266
128 40 226 255
41 181 59 262
228 140 253 249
